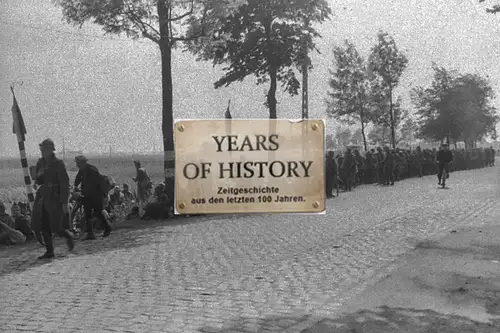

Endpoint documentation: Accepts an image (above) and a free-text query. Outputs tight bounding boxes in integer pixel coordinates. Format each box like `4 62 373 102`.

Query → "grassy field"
0 154 166 212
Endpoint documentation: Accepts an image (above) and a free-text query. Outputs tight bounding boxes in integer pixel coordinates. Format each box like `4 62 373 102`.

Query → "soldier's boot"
84 233 96 240
59 229 75 251
38 232 55 260
83 217 97 240
101 210 112 238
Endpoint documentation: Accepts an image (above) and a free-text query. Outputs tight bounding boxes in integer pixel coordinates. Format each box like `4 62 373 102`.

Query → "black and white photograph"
1 0 500 332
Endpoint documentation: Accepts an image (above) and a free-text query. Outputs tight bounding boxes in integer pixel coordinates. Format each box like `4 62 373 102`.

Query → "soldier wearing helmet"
33 138 74 259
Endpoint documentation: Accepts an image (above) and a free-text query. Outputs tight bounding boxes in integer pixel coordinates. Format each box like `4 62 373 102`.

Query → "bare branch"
124 1 160 43
172 2 210 41
169 0 195 21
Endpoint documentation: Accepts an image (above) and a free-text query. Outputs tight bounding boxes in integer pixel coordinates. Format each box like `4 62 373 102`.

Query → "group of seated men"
0 201 40 246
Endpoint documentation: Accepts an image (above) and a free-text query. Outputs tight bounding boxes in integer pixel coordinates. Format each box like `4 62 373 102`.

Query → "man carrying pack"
74 155 112 240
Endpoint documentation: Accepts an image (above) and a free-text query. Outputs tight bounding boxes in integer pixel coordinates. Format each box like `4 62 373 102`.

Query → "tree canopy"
326 40 369 123
53 0 245 201
412 64 498 145
186 0 331 118
326 40 372 150
368 31 408 148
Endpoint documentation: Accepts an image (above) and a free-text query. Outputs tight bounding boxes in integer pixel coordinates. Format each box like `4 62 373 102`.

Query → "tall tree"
368 31 408 149
326 40 371 151
54 0 242 204
186 0 331 119
411 64 460 143
412 65 498 148
370 92 408 133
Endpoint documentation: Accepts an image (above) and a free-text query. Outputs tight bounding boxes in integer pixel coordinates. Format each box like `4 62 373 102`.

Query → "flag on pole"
11 87 27 142
10 86 35 211
225 99 232 119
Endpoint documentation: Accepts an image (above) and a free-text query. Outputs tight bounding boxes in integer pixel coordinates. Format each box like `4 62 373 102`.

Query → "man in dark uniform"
382 146 395 186
341 148 356 191
325 151 338 198
353 150 365 185
74 155 112 240
376 147 385 184
393 150 402 181
436 143 453 185
485 147 492 166
413 147 423 177
364 151 376 184
34 139 74 259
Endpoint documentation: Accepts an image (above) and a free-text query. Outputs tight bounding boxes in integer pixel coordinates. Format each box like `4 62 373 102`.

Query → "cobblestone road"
1 166 499 333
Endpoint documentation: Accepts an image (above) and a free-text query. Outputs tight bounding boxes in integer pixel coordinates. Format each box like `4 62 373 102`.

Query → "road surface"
1 165 499 333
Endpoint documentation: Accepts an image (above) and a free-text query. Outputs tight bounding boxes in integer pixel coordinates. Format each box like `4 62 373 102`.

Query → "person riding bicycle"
436 143 453 186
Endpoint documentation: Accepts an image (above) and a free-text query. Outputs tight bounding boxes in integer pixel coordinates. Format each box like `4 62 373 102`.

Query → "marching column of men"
325 146 496 197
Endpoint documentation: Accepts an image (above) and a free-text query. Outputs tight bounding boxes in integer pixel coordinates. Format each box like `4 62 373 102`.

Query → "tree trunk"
158 1 175 207
264 19 277 119
267 67 278 119
359 105 367 152
388 85 396 149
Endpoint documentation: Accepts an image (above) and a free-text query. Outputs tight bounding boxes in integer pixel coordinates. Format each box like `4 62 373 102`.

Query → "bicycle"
69 191 86 239
440 162 451 188
441 167 448 188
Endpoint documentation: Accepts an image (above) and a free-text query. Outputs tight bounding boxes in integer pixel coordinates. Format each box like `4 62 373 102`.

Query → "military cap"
39 138 55 151
74 155 88 164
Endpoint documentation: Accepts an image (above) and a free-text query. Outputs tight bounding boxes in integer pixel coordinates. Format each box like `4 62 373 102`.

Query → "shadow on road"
300 306 499 333
196 307 500 333
197 314 312 333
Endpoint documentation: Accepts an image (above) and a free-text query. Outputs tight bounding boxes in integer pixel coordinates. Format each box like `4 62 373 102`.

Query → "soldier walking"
34 139 74 259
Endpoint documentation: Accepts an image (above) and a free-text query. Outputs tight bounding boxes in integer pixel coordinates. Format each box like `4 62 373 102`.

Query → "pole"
301 17 309 120
10 86 35 211
62 137 66 161
109 145 112 158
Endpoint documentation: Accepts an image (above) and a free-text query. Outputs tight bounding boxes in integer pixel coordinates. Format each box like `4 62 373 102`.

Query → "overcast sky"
1 0 499 157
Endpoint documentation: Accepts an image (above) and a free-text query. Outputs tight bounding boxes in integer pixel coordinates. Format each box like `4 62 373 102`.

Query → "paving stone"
2 167 499 332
